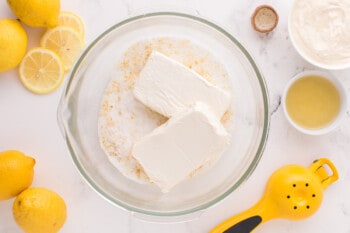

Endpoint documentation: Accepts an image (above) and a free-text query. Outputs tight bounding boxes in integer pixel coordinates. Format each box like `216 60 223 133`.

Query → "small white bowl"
282 70 347 135
288 2 350 70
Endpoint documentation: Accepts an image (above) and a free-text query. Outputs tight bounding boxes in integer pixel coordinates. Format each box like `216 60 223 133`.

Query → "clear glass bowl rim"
58 11 270 217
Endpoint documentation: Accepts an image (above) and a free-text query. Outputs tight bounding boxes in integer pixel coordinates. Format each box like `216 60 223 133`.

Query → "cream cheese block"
132 102 230 193
133 52 231 119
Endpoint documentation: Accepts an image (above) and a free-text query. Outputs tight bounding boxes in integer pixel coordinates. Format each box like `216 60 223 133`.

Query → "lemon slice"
58 11 85 37
19 48 64 94
40 26 85 71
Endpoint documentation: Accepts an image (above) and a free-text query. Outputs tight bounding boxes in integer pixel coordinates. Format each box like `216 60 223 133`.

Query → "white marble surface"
1 0 350 232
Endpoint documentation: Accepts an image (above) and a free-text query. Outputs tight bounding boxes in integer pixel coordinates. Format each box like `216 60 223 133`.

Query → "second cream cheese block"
132 102 230 193
134 51 231 119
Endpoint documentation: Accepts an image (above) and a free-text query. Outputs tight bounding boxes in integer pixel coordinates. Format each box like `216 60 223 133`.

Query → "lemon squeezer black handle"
221 215 262 233
209 202 267 233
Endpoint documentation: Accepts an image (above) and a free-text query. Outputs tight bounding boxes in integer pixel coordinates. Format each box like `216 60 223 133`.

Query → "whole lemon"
7 0 60 28
0 19 28 72
13 187 67 233
0 150 35 200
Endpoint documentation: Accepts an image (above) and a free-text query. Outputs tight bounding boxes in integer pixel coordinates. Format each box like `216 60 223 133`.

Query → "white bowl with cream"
282 70 347 135
288 0 350 70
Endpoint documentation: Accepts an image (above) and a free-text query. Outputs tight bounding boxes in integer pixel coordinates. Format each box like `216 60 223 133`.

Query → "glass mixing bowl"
57 12 269 218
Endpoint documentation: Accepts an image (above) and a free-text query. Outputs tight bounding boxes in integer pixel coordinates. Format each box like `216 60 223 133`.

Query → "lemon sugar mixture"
98 37 233 184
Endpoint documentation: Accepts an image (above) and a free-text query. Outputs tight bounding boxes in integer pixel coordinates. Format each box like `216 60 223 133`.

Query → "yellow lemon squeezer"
210 158 338 233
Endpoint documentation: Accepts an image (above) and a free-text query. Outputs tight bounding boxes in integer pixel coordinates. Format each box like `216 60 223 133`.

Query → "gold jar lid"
251 5 279 33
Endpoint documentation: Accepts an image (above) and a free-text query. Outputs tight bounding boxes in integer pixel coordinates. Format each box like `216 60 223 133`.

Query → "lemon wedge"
58 11 85 37
19 48 64 94
40 26 85 71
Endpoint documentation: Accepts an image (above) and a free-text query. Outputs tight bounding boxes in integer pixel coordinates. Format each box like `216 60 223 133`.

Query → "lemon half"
40 26 85 71
19 48 64 94
58 11 85 37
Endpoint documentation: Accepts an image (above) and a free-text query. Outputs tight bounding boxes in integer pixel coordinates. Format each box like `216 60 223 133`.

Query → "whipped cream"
290 0 350 67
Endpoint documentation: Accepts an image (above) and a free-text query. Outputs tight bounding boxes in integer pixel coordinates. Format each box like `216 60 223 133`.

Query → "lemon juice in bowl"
282 71 347 135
